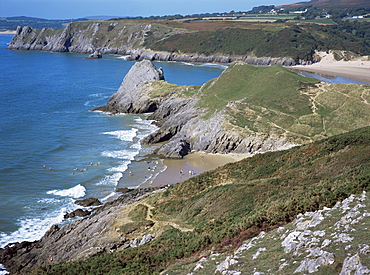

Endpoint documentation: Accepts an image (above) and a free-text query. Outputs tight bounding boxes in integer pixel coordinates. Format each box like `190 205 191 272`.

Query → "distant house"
289 9 308 14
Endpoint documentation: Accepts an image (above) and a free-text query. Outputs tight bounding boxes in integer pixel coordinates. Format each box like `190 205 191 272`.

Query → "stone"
64 209 91 219
340 254 370 275
116 187 133 193
94 60 165 114
74 197 102 207
86 50 102 59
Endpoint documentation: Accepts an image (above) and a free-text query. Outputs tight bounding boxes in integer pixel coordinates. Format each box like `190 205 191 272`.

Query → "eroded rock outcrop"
0 186 165 275
7 23 297 66
95 60 297 158
94 60 165 114
184 192 370 274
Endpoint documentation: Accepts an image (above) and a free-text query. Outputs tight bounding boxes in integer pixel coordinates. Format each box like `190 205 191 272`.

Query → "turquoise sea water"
0 34 226 248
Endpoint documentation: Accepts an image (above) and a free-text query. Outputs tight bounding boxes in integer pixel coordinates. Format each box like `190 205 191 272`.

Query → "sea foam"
103 128 138 142
47 184 86 198
0 205 71 248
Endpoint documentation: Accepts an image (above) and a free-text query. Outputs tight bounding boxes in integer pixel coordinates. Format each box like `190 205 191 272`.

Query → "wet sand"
149 152 252 186
291 53 370 84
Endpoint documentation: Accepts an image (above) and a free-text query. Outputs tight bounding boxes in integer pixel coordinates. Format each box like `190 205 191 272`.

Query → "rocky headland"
94 59 370 159
6 22 297 66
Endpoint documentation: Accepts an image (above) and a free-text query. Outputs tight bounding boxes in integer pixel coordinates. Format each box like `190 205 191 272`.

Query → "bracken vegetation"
35 126 370 274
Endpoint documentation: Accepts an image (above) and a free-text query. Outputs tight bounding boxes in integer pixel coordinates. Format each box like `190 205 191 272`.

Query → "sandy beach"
291 52 370 84
150 152 251 186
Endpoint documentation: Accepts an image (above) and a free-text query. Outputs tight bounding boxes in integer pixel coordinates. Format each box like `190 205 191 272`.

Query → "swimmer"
43 165 46 169
129 171 133 176
90 162 93 166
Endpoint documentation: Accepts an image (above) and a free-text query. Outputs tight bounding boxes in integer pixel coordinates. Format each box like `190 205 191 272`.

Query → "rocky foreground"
0 186 166 274
170 192 370 274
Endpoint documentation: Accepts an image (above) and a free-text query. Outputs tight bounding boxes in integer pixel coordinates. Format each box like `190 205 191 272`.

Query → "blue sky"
1 0 294 19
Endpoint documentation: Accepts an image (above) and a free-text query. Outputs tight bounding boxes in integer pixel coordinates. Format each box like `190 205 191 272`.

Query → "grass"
35 127 370 274
191 63 370 141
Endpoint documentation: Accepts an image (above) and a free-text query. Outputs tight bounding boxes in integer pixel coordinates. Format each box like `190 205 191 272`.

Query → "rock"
64 209 91 219
339 254 370 275
93 60 165 114
74 197 102 207
139 234 153 246
294 250 335 273
86 50 102 59
116 187 133 193
0 186 166 274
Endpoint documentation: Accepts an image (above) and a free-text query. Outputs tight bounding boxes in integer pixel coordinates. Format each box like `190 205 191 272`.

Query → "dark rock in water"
86 50 102 59
116 187 133 193
64 209 91 219
75 197 102 207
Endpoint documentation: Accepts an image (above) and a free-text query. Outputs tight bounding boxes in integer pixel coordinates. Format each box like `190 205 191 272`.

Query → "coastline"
0 31 16 35
148 152 252 187
291 56 370 84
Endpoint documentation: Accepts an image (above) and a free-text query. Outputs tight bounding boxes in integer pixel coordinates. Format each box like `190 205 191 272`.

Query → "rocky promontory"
94 59 370 159
6 22 298 66
94 60 301 158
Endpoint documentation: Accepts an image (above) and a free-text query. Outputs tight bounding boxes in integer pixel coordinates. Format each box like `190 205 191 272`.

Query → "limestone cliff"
7 21 297 66
95 61 302 158
95 60 370 158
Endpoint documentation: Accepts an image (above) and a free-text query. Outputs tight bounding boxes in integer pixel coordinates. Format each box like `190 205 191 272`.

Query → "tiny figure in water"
90 162 93 166
129 171 133 176
43 165 46 170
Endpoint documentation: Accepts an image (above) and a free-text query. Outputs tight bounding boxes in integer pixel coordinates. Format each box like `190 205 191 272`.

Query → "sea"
0 34 365 256
0 34 227 251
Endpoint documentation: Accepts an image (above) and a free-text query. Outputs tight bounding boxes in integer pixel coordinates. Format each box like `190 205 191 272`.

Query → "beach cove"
1 32 369 252
0 33 226 249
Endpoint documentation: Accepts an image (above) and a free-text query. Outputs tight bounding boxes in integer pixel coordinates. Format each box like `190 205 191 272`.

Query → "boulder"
86 50 102 59
64 209 91 219
75 197 102 207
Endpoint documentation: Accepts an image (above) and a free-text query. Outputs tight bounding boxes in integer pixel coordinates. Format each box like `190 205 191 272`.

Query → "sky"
0 0 295 19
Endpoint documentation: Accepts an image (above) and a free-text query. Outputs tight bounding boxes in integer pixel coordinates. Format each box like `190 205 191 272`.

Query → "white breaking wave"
101 149 138 160
47 184 86 198
0 204 73 248
96 172 122 186
103 128 138 142
0 264 9 275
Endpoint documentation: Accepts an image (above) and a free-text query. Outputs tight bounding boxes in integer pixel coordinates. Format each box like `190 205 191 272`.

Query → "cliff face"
95 60 299 158
7 22 297 66
95 60 370 159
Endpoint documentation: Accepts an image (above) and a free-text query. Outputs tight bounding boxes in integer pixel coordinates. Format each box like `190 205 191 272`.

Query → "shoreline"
0 31 16 35
291 55 370 85
146 152 252 187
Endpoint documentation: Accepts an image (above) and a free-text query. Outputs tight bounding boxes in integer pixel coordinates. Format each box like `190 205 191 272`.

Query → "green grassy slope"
37 126 370 274
149 23 370 60
196 63 370 142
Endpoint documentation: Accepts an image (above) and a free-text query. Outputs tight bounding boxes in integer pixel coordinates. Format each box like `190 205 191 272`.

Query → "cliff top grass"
195 63 370 141
38 126 370 275
198 63 319 115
